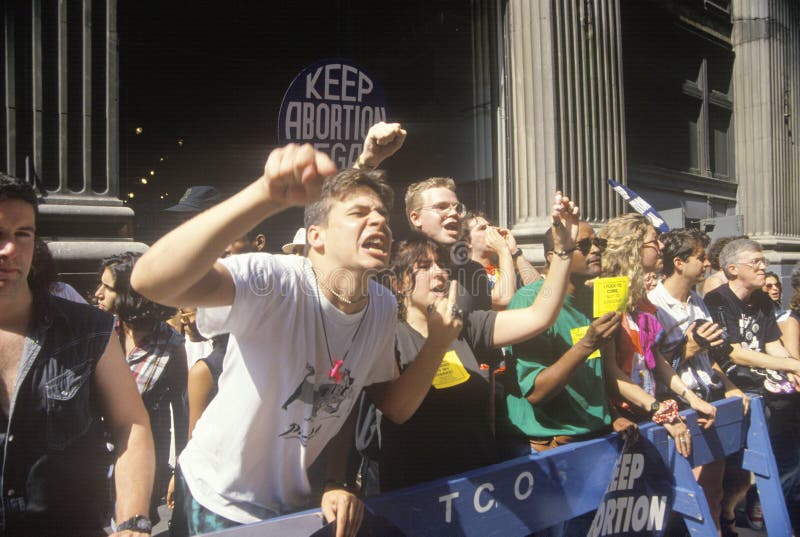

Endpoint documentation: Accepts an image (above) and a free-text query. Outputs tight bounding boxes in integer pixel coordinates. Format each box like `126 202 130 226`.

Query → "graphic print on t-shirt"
736 313 795 394
432 350 471 389
279 364 355 446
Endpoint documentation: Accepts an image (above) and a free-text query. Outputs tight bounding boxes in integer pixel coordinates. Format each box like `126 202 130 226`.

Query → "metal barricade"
203 396 791 536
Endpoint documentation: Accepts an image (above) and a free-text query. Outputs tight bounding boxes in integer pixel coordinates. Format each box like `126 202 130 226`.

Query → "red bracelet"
651 399 680 424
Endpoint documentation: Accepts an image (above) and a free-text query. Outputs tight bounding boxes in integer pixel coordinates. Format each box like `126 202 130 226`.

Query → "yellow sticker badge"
570 326 601 359
593 276 629 318
432 350 471 389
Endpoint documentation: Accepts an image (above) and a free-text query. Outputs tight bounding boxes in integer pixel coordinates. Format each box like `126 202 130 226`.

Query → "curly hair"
99 252 176 328
598 213 652 311
389 233 450 320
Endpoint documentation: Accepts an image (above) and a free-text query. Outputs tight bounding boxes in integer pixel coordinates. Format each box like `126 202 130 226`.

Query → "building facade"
2 0 799 295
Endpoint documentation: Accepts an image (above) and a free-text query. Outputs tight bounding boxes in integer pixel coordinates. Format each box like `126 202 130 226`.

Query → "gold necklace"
314 270 367 305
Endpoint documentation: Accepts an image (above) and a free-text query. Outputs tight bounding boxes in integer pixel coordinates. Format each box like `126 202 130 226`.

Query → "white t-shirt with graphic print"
180 253 397 524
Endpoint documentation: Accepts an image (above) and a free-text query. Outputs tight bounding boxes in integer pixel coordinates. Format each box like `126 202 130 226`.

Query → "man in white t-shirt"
647 228 746 530
131 142 404 536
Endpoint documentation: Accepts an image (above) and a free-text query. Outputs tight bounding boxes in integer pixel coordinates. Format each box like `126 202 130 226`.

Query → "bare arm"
484 226 516 310
779 315 800 360
652 350 716 428
320 409 364 537
187 361 216 439
515 253 542 286
498 228 541 286
491 193 579 346
728 342 800 373
526 312 621 404
93 334 154 530
131 145 337 308
366 282 462 424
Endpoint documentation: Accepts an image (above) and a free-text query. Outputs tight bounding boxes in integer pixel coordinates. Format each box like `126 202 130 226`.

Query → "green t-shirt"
505 279 611 437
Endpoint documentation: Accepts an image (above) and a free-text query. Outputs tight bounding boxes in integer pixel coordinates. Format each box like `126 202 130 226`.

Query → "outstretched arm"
131 145 336 308
492 192 579 346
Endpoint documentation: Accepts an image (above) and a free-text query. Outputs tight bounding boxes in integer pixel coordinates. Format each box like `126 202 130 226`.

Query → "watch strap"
117 514 152 533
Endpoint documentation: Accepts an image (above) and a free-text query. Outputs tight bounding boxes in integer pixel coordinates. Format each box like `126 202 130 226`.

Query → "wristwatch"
512 249 523 260
117 515 152 534
648 401 661 417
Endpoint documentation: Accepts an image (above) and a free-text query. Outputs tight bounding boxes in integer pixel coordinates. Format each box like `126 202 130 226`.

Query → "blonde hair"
404 177 456 228
599 213 652 311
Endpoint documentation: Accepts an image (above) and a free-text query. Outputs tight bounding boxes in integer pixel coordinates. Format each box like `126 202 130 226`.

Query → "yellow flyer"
432 350 471 389
593 276 629 317
569 326 601 359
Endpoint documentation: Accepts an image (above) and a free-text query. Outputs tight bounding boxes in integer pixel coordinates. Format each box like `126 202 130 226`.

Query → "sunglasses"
576 237 607 255
764 283 781 289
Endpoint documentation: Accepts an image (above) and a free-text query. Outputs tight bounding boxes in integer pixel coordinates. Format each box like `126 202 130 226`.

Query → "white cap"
281 228 307 254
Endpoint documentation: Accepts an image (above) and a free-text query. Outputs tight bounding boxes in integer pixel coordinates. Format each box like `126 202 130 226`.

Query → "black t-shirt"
704 285 790 395
452 259 492 314
379 310 498 492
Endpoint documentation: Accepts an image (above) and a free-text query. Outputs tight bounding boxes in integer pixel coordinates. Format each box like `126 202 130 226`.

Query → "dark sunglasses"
576 237 607 255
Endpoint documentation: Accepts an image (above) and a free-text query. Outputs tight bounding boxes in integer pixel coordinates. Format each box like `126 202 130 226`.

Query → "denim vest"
1 294 115 536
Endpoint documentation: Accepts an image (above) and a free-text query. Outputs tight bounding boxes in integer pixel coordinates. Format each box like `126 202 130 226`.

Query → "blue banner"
278 59 388 168
606 179 669 232
587 437 674 537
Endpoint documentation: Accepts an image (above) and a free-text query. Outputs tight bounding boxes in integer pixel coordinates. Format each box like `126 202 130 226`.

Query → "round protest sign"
278 59 388 168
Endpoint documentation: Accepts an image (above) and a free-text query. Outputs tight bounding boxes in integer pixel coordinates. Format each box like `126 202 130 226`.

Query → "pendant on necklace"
329 359 344 384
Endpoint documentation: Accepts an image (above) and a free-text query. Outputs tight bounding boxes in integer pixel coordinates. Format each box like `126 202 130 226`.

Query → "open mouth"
362 234 389 258
443 220 461 235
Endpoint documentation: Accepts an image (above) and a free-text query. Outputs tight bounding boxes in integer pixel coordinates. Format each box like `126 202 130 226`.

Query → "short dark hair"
0 172 38 214
659 228 710 277
100 252 176 328
390 233 450 320
304 168 394 229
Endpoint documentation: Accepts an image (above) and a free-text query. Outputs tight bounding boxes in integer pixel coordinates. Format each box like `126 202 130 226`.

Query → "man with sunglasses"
505 223 629 444
704 238 800 533
503 221 629 536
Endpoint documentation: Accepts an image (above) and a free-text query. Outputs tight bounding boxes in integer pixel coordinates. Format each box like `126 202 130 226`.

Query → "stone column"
732 0 800 241
505 0 627 253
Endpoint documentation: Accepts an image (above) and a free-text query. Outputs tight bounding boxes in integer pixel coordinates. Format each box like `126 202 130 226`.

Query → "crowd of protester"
2 121 800 537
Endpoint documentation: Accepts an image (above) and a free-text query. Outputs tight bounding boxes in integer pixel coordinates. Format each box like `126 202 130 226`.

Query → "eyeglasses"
642 238 660 250
764 283 781 290
737 257 769 269
417 202 467 218
576 237 607 255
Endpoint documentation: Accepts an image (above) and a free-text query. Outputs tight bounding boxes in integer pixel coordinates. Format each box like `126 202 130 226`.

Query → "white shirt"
648 281 722 397
181 253 396 523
